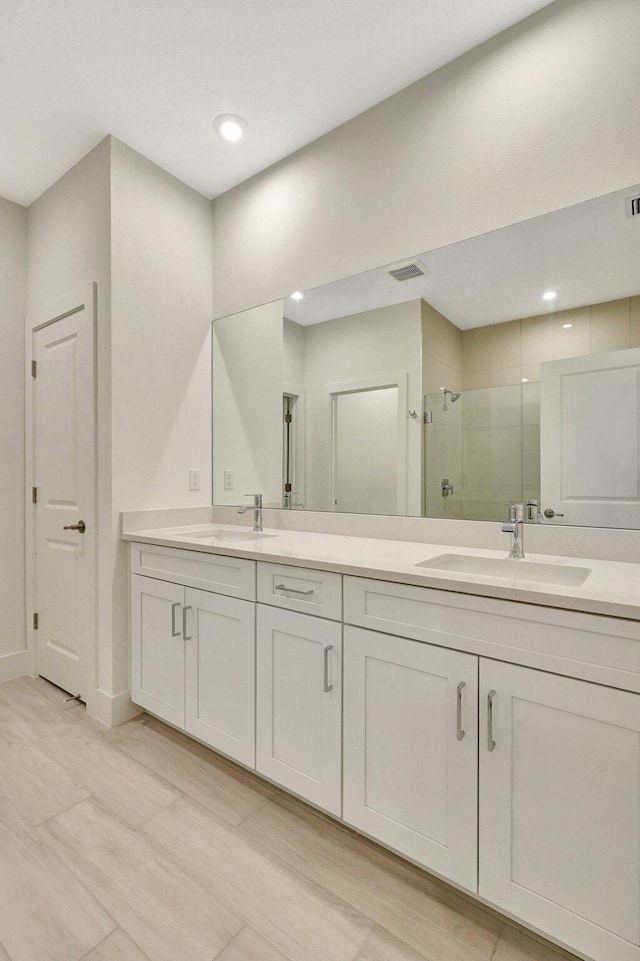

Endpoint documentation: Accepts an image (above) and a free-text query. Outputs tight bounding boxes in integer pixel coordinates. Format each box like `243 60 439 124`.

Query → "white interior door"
31 290 96 697
540 347 640 527
480 659 640 961
343 627 478 891
333 386 399 514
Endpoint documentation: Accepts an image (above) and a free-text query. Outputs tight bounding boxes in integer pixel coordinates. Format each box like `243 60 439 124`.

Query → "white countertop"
122 523 640 621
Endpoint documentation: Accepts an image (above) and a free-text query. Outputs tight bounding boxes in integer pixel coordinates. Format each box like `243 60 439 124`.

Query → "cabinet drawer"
130 542 256 600
257 563 342 620
344 575 640 692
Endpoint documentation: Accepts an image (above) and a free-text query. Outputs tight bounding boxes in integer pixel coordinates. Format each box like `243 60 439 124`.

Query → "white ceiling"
1 0 555 206
283 184 640 329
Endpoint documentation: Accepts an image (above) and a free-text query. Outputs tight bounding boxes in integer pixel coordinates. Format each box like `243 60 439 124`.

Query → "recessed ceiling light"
521 378 529 383
562 323 573 329
290 291 304 300
213 114 247 142
542 290 557 301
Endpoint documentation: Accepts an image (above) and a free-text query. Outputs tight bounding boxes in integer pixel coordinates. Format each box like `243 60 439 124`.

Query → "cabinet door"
185 588 256 767
256 606 342 815
480 660 640 961
131 574 185 727
343 626 478 890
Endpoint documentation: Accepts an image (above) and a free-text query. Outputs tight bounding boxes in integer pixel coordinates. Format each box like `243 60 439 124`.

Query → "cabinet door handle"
456 681 466 741
323 645 333 693
275 583 314 597
183 605 192 642
171 602 181 638
487 689 496 752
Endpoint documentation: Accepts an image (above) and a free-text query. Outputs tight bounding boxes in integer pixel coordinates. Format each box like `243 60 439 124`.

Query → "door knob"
543 509 564 519
63 520 86 533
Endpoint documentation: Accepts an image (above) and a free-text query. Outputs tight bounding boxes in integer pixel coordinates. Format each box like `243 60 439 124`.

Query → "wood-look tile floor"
0 676 580 961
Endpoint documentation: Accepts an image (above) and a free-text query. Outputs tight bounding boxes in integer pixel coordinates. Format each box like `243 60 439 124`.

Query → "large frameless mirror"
212 182 640 529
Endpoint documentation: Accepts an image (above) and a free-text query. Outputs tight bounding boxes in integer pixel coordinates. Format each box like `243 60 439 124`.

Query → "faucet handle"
526 499 542 522
504 501 524 522
243 493 262 504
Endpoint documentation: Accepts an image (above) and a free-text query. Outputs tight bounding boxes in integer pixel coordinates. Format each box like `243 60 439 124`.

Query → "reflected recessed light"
542 290 557 301
562 323 573 329
213 114 247 142
521 378 529 383
290 291 304 300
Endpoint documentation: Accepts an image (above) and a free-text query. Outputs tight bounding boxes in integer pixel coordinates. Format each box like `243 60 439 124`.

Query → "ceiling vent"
387 259 429 282
626 195 640 219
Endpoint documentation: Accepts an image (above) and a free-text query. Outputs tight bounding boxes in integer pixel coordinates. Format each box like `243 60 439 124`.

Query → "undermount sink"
416 553 592 587
182 529 278 543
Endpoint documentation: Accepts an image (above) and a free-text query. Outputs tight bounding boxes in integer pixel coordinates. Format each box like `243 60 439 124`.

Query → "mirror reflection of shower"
441 387 462 411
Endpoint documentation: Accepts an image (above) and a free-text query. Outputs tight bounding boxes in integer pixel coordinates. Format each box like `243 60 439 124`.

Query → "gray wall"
211 0 640 318
0 198 27 674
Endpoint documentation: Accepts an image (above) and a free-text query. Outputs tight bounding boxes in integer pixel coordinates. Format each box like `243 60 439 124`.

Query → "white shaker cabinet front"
131 572 256 767
185 588 256 767
480 660 640 961
343 626 479 891
131 574 186 727
256 606 342 815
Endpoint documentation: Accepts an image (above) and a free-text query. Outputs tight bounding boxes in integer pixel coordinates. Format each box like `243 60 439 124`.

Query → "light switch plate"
223 469 234 491
189 469 201 492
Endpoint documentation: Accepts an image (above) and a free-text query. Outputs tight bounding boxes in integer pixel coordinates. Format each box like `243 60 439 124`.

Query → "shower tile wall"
461 385 526 522
424 383 540 522
461 295 640 390
424 391 463 518
421 300 463 517
424 294 638 521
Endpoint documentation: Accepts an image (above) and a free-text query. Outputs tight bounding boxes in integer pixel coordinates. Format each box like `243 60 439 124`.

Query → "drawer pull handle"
183 605 192 642
456 681 466 741
275 583 314 597
487 689 496 752
171 602 181 638
323 645 334 693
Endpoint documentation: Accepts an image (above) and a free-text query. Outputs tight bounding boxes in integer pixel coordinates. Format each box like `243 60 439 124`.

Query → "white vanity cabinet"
128 536 640 961
479 660 640 961
184 588 255 766
343 626 479 890
131 574 186 728
130 543 257 766
343 574 640 961
256 605 342 815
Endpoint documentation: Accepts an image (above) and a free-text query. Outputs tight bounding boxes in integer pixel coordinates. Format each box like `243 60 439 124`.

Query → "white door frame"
283 381 307 508
326 373 408 514
25 283 97 693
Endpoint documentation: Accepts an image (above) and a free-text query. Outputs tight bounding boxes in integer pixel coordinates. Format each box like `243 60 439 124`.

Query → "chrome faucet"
502 502 525 559
238 493 263 532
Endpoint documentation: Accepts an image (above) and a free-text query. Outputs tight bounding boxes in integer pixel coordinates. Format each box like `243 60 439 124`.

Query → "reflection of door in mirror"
282 392 305 508
333 387 399 514
541 347 640 528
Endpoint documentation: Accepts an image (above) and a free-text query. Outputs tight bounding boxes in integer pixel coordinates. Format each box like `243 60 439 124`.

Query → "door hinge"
31 360 37 378
32 486 38 504
284 412 292 424
33 613 38 630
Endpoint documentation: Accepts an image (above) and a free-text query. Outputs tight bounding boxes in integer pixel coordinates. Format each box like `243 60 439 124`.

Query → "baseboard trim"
0 649 34 683
86 687 143 727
